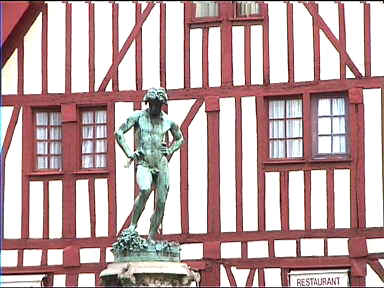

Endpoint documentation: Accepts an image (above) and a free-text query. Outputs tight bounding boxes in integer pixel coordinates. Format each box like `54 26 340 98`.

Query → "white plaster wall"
29 181 44 238
232 26 245 86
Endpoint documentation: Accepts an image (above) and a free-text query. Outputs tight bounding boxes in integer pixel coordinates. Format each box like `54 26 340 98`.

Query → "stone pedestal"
100 261 200 287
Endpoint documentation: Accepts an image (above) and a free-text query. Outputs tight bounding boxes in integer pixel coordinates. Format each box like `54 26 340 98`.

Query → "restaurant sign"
289 269 350 287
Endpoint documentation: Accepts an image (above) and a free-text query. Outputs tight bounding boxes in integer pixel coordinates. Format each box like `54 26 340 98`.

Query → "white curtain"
239 1 260 16
195 1 218 17
36 112 48 125
269 120 285 139
82 111 93 124
269 100 284 119
95 111 106 123
82 155 93 168
50 112 61 125
318 99 331 116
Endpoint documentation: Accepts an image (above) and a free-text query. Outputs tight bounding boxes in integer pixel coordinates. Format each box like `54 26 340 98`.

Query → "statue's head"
143 87 168 106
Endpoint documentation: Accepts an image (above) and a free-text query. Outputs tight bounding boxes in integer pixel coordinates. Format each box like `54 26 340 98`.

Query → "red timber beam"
311 3 320 81
97 2 154 92
262 3 270 85
287 2 294 84
235 97 243 233
89 2 95 92
364 3 371 77
135 2 143 91
112 2 119 91
160 2 166 88
303 2 362 79
221 2 233 87
184 2 191 89
338 3 346 80
368 259 384 283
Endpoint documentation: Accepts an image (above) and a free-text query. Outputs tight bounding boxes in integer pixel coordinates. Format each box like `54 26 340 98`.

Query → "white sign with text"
289 269 350 287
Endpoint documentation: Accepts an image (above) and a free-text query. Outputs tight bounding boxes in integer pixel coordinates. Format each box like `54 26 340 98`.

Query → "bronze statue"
115 87 184 241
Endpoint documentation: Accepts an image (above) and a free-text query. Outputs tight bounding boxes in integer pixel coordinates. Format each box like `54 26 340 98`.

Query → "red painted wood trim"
258 268 265 287
107 102 117 237
135 3 143 91
303 93 311 160
220 2 233 87
17 250 23 268
43 181 49 239
1 2 29 46
66 273 78 287
98 3 154 92
112 3 119 92
326 168 335 230
296 239 301 257
202 28 209 88
180 128 189 234
17 41 24 95
268 239 275 258
304 170 311 230
1 106 21 159
62 176 75 238
368 259 384 283
382 87 384 200
324 238 328 256
241 241 247 259
180 99 204 132
88 3 95 93
224 264 237 287
312 3 320 81
184 4 191 89
244 24 251 86
356 104 366 228
287 2 294 84
160 3 166 88
256 96 266 231
280 171 289 231
338 3 346 80
262 3 270 85
41 249 47 266
89 178 96 238
349 103 358 229
303 2 362 78
41 4 48 94
235 97 243 233
246 268 256 287
364 3 371 78
65 3 72 94
281 268 289 287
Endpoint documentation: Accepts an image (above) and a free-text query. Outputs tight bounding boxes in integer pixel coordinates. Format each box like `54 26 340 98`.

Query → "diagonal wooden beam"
224 264 238 287
368 259 384 283
98 2 155 92
1 106 21 159
302 2 363 79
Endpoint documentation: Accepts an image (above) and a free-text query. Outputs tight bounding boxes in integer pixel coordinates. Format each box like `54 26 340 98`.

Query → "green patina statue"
114 87 184 243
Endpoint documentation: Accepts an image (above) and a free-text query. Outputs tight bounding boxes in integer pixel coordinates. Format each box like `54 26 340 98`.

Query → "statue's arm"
168 121 184 155
114 111 141 159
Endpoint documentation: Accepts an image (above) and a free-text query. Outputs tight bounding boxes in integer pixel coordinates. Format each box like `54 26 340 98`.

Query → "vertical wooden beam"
65 2 72 94
244 24 251 86
220 2 233 87
66 273 78 287
338 3 346 79
280 171 289 231
17 250 23 268
43 181 49 239
327 168 335 230
184 3 191 89
356 103 366 228
287 2 294 84
258 268 265 287
281 268 289 287
180 129 189 234
224 264 237 287
235 97 243 233
349 103 358 229
135 3 142 91
382 87 384 222
303 93 311 160
241 241 247 259
112 2 119 92
296 239 301 257
41 3 48 94
256 96 266 231
202 27 209 88
324 238 328 256
89 2 95 92
304 170 311 231
262 3 270 85
89 177 96 238
312 3 320 81
41 249 47 266
246 268 256 287
364 3 371 78
268 239 275 258
160 3 166 88
17 41 24 95
107 102 117 237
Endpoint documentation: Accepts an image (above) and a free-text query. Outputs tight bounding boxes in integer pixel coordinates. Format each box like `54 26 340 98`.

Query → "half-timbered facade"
1 1 384 286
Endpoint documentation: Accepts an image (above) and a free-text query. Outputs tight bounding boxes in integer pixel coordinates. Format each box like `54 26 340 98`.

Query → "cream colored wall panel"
301 238 324 256
95 178 109 237
366 264 383 287
367 238 384 254
180 243 203 260
232 26 245 86
1 49 18 94
208 27 221 87
80 248 100 263
220 264 231 287
53 275 66 287
242 96 258 231
166 2 184 89
1 250 18 267
264 268 282 287
188 103 207 234
275 240 296 257
334 169 350 228
248 240 268 258
289 171 305 230
1 106 14 149
76 179 91 238
78 274 95 288
327 238 348 256
190 29 202 88
220 98 236 232
311 170 327 229
47 249 63 265
49 180 62 239
232 268 251 287
251 25 263 85
47 2 65 93
29 181 44 238
265 172 281 231
269 2 288 83
293 2 314 82
71 2 89 93
371 2 384 76
106 247 114 263
24 14 42 94
23 249 42 266
3 108 22 239
221 242 241 259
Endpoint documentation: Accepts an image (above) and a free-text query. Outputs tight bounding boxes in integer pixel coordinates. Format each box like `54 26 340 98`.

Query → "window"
35 111 62 170
313 94 348 156
269 99 303 159
81 109 107 169
194 1 219 18
235 1 260 17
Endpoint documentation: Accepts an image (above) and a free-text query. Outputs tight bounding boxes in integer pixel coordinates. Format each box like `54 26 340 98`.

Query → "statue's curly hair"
143 87 168 105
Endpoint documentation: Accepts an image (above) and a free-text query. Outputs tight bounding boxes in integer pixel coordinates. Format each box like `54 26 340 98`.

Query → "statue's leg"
129 165 153 229
148 162 169 240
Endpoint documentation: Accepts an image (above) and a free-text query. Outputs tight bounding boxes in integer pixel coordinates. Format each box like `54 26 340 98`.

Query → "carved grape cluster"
111 229 148 256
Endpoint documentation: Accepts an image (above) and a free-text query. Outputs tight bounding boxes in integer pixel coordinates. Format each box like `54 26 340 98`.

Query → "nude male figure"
115 88 184 241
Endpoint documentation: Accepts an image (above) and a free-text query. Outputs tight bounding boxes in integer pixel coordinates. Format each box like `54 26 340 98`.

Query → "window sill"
28 171 64 176
309 157 352 164
188 17 223 27
73 170 109 175
264 157 352 166
264 159 305 165
229 16 264 22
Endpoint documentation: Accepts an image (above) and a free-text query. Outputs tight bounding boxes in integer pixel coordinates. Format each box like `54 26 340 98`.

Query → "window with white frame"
194 1 219 18
81 109 107 169
269 98 303 159
236 1 260 17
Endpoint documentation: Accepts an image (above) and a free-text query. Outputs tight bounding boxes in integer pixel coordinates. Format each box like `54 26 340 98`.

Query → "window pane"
333 117 346 134
287 139 303 158
50 112 61 125
96 140 107 153
83 126 93 139
95 111 107 123
318 99 331 116
195 1 218 17
50 156 62 169
96 125 107 138
37 142 48 154
36 112 48 125
82 140 94 153
82 111 93 124
95 155 107 168
37 156 48 169
286 99 302 118
50 142 62 155
332 98 345 115
36 127 48 140
82 155 93 168
239 2 260 16
318 136 332 153
269 120 285 139
50 127 62 140
286 119 302 138
333 136 346 153
269 100 285 119
269 140 285 158
318 117 332 135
